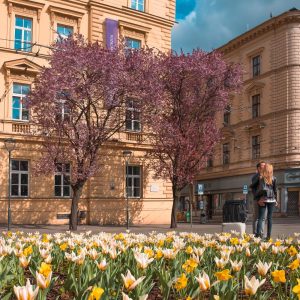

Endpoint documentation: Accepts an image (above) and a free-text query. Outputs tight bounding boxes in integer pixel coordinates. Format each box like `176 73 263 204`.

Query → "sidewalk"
1 217 300 238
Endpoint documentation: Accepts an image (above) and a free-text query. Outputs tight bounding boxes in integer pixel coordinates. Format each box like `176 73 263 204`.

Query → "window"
252 94 260 118
252 55 260 77
56 100 70 122
11 160 29 197
131 0 144 11
125 37 141 50
252 135 260 159
207 156 213 168
54 163 71 197
15 16 32 52
125 99 141 132
57 24 73 40
12 83 30 121
126 166 141 198
223 105 231 125
223 143 230 165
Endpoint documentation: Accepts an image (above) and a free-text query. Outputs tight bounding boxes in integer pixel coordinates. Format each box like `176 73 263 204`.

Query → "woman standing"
254 163 277 240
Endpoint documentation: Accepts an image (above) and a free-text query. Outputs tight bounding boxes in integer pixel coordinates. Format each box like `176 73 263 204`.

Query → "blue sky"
172 0 300 52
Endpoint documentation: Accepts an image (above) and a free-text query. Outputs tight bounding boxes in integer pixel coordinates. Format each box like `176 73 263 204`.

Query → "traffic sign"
197 183 204 195
243 184 248 195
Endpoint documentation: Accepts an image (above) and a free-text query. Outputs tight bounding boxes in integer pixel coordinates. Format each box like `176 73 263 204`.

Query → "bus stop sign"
197 184 204 195
243 184 248 195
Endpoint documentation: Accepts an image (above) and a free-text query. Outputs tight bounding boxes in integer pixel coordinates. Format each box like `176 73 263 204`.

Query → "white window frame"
12 83 30 121
56 99 70 121
56 24 73 40
54 163 71 198
125 37 142 50
14 16 32 52
131 0 145 11
125 99 141 132
126 165 142 198
11 160 29 197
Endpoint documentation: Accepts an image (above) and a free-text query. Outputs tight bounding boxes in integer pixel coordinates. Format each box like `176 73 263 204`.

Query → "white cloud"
172 0 299 52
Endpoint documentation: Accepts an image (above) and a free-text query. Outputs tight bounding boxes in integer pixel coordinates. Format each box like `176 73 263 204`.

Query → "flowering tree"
28 36 158 230
146 50 242 228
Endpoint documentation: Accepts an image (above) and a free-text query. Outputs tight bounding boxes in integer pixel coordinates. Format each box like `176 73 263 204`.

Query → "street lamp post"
123 150 132 230
4 138 16 231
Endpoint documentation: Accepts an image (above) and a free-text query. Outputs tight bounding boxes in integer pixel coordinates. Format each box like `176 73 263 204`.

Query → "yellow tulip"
88 287 104 300
289 259 300 270
271 270 286 283
214 269 233 281
292 279 300 299
39 262 52 278
174 273 188 291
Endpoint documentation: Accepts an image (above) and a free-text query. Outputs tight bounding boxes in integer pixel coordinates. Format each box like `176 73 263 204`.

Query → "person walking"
250 162 266 236
254 163 277 240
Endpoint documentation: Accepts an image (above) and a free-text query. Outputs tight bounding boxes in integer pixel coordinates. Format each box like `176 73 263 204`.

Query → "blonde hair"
261 163 273 185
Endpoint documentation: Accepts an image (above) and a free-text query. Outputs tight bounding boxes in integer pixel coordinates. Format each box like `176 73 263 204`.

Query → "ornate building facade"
0 0 175 225
194 8 300 219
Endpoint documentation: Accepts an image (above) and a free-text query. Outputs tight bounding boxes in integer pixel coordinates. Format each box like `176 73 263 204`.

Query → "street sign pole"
197 183 204 224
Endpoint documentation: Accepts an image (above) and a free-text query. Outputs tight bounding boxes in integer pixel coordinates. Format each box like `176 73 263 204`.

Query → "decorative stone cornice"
4 58 42 80
219 10 300 55
88 1 175 28
245 81 265 93
7 0 44 21
48 5 85 31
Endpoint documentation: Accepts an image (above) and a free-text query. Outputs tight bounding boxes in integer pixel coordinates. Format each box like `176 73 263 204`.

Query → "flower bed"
1 230 300 299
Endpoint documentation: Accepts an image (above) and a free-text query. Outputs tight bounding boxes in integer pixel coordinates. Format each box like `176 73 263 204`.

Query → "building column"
280 187 288 215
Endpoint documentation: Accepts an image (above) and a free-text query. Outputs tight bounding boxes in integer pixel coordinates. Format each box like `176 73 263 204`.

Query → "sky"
172 0 300 52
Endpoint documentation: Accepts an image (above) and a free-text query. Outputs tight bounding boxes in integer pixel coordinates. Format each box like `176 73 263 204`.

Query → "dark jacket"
250 174 277 201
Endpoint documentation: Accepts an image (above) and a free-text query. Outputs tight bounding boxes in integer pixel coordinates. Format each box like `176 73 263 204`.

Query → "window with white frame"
131 0 145 11
57 24 73 40
56 100 70 122
55 91 71 122
15 16 32 52
125 37 141 49
12 83 30 121
125 99 141 132
54 163 71 197
11 160 29 197
126 165 141 198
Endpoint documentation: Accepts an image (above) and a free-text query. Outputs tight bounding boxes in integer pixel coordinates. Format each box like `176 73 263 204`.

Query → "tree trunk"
70 185 84 231
170 183 178 228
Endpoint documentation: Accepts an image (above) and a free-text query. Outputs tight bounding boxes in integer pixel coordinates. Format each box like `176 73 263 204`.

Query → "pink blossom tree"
28 36 159 230
146 50 242 228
